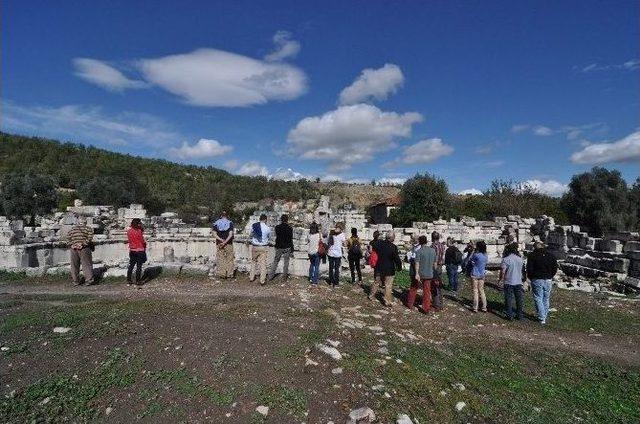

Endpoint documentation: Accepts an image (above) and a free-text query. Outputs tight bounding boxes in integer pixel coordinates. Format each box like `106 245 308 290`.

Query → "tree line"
1 132 638 236
389 170 640 237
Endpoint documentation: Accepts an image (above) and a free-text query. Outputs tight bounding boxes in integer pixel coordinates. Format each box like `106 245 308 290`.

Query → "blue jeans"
531 279 552 322
446 264 459 291
328 256 341 286
503 284 524 320
308 253 320 284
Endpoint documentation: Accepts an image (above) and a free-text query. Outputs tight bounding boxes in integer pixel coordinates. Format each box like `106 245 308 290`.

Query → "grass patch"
0 349 138 422
148 368 234 407
0 270 27 282
343 336 640 423
255 384 308 419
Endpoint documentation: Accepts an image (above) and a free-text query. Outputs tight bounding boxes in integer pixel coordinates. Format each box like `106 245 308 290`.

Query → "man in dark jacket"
268 214 294 281
526 241 558 325
369 232 402 307
444 237 463 295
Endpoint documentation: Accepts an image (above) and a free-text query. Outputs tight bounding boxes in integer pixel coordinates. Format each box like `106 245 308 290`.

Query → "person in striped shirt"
65 216 94 285
431 231 446 309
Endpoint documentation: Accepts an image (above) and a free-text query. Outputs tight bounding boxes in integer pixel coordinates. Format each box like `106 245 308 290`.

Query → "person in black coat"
268 214 294 281
369 232 402 307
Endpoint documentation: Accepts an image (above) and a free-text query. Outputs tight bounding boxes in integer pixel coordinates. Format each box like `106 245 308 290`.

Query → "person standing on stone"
444 237 463 296
430 231 446 309
407 235 436 313
306 222 322 285
268 214 294 281
470 241 489 313
65 216 94 286
213 211 235 279
249 214 271 285
499 243 524 320
126 218 147 287
327 224 346 287
369 232 402 306
347 227 363 284
526 241 558 325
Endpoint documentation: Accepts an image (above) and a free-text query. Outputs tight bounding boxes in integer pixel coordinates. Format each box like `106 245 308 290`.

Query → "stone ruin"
0 196 638 294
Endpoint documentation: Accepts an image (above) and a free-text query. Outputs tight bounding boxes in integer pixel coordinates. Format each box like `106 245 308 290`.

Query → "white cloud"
1 102 179 148
581 59 640 72
458 188 483 196
237 160 270 177
389 138 454 166
570 130 640 164
73 58 147 91
376 177 406 185
168 138 232 159
339 64 404 105
533 125 553 136
510 124 530 134
287 103 422 170
271 167 310 181
138 48 307 107
523 179 568 197
264 31 301 62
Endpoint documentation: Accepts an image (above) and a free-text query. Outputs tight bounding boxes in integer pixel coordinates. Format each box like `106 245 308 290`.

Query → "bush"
390 173 450 227
0 172 59 223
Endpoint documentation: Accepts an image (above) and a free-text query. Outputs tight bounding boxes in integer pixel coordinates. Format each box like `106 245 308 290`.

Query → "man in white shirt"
249 214 271 285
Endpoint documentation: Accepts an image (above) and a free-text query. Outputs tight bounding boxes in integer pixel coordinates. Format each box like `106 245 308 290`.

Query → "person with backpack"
249 214 271 285
268 214 294 282
527 240 558 325
306 222 323 285
444 237 463 295
127 218 147 287
347 227 363 284
499 243 524 320
327 225 346 287
470 240 489 313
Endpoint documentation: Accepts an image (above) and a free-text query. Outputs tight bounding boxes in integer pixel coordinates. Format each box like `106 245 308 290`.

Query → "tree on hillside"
77 174 150 209
561 167 636 236
0 172 59 224
389 173 450 227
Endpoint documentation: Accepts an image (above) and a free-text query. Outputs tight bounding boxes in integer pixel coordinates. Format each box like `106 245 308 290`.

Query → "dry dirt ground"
1 270 639 423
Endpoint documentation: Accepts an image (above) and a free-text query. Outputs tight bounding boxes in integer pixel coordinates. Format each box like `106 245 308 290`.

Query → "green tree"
77 174 149 208
390 173 450 227
561 167 636 236
0 172 59 224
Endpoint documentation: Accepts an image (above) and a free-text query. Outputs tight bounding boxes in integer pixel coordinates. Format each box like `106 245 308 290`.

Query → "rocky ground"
1 270 639 423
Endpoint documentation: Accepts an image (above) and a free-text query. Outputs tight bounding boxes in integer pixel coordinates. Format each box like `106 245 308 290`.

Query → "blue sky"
2 0 639 195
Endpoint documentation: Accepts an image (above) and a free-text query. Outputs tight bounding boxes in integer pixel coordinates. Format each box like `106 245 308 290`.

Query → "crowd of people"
64 212 559 324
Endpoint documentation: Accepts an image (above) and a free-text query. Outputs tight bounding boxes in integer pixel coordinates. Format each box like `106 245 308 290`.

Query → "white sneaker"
540 320 546 325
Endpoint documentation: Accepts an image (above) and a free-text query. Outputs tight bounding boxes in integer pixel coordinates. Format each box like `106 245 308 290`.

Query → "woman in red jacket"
127 218 147 286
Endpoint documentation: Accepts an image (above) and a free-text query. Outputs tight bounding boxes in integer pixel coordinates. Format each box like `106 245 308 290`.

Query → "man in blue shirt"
249 214 272 285
213 211 235 279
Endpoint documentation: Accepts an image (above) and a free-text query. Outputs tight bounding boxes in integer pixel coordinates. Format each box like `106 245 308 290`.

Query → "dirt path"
3 276 639 367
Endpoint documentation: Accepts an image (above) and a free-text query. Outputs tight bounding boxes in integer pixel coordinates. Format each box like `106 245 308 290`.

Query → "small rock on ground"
347 406 376 423
256 405 269 416
397 413 414 424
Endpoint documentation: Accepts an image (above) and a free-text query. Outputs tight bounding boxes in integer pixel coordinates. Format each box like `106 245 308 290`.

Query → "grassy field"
1 272 639 423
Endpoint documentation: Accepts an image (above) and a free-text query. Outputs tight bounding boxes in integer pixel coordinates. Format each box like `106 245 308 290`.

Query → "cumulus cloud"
510 124 530 134
523 179 568 197
339 64 404 105
458 188 483 196
137 48 307 107
237 160 270 177
73 58 147 91
168 138 232 159
533 125 553 136
387 138 453 167
1 101 179 148
287 103 422 170
264 31 301 62
580 59 640 73
570 130 640 164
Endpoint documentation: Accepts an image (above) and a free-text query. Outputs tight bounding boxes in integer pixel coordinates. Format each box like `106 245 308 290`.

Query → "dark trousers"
127 251 145 283
328 256 341 286
446 264 459 291
432 267 443 308
504 284 524 319
348 254 362 283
